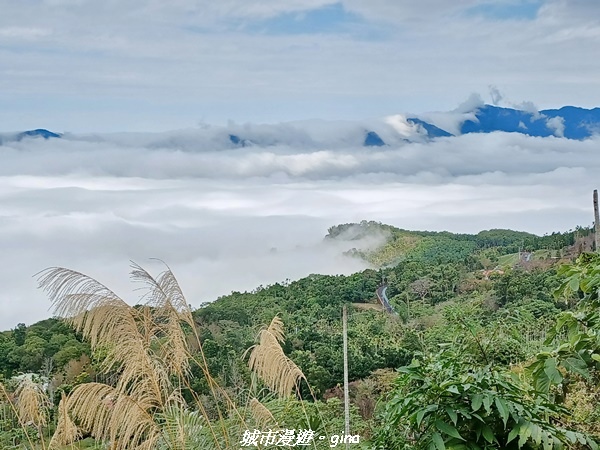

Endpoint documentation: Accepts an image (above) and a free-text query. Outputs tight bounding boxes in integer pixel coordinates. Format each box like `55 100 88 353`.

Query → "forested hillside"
1 222 600 449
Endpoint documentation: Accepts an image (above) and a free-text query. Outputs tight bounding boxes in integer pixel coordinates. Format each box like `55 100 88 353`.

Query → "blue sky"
0 0 599 131
466 0 543 20
234 3 366 35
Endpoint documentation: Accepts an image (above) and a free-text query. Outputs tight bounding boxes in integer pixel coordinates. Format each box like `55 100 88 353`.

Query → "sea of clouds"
1 123 598 329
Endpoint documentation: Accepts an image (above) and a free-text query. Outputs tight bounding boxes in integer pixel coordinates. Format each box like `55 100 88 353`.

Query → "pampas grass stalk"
37 262 249 450
0 381 41 450
245 316 306 399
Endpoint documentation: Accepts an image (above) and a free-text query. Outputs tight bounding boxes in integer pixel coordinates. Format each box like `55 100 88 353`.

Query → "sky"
1 0 600 131
1 0 600 329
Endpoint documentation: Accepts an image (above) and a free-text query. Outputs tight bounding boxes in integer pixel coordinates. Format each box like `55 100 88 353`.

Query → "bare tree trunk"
594 190 599 252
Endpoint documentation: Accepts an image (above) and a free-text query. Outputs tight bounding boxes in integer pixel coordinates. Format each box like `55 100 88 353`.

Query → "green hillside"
1 222 599 449
329 220 591 268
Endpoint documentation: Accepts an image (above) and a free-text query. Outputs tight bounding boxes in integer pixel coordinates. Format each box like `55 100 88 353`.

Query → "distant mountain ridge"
217 104 600 149
460 105 600 139
2 104 599 149
0 128 61 145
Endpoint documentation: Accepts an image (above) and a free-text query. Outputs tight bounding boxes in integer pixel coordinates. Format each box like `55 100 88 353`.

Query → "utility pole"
342 305 350 447
594 190 599 252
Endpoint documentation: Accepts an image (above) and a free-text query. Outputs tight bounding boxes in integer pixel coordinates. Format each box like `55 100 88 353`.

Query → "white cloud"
546 116 565 137
384 114 424 140
1 129 599 329
454 93 485 113
513 101 543 121
1 1 600 131
488 85 504 105
0 27 52 39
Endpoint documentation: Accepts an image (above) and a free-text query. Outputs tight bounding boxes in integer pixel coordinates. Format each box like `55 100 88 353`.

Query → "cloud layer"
1 127 598 329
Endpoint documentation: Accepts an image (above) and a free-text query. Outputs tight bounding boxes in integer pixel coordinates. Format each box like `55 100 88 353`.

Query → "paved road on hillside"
376 284 396 315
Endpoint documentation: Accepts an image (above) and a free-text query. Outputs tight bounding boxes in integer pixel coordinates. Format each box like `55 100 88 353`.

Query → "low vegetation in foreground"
1 222 600 449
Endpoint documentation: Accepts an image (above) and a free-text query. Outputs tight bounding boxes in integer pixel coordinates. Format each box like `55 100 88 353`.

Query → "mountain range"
2 104 599 148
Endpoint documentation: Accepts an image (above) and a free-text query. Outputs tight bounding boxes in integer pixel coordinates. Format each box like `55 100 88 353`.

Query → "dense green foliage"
376 349 596 449
528 253 600 397
2 221 599 449
329 221 593 267
0 319 88 378
192 270 409 398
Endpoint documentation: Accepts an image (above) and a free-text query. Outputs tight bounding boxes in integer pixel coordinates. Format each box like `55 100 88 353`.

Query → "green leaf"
482 394 493 414
530 423 542 445
471 394 483 412
415 404 438 428
568 275 580 293
534 371 550 394
494 397 509 428
447 385 460 394
469 412 484 423
518 421 533 448
506 424 520 444
542 432 552 450
445 407 458 426
565 430 577 444
481 425 495 444
435 420 464 441
562 356 590 379
432 432 445 450
557 342 570 352
543 357 563 385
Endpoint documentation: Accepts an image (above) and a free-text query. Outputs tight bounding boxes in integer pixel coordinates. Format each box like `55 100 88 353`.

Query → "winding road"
376 283 396 315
